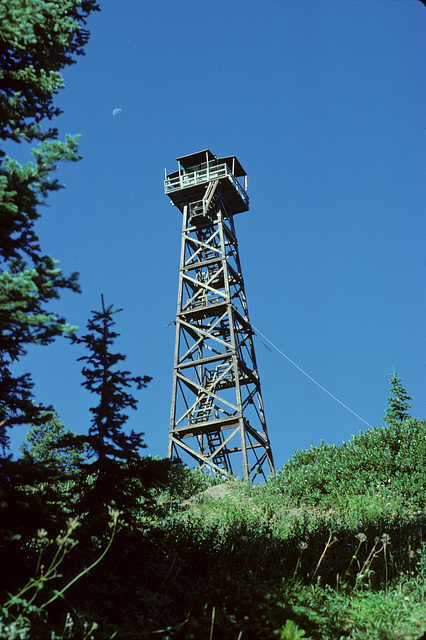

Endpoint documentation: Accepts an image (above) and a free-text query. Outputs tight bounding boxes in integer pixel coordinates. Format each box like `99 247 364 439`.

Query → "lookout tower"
165 150 274 481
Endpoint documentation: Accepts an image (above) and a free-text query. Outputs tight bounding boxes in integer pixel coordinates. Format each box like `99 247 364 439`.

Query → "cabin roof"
175 149 246 177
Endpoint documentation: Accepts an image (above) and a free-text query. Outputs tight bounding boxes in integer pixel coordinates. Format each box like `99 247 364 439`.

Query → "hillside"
2 419 426 639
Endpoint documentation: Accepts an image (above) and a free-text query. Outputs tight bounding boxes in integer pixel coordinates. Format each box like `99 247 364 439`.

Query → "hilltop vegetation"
1 415 426 639
1 3 425 639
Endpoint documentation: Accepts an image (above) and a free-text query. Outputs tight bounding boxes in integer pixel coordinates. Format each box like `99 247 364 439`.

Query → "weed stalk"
311 531 337 583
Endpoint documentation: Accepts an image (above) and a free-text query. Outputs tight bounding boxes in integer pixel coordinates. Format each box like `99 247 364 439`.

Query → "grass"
2 420 426 639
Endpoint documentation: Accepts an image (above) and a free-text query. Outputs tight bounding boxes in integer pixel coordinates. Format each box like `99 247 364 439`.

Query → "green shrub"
270 419 426 509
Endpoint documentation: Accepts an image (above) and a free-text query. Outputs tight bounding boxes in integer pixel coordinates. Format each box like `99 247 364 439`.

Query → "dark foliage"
20 413 90 475
67 296 171 530
0 0 99 448
0 454 66 600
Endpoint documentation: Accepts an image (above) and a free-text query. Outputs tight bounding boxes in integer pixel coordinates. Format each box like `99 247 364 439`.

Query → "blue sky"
10 0 426 475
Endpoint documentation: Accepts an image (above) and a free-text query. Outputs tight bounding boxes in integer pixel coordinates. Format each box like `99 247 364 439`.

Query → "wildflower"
84 621 99 635
63 613 74 634
56 534 78 549
381 533 391 545
356 533 367 543
298 541 308 551
66 517 80 532
108 509 121 528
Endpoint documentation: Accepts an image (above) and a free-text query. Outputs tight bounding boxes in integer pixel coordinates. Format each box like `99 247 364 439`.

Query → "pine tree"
0 0 99 449
383 370 413 424
69 296 164 527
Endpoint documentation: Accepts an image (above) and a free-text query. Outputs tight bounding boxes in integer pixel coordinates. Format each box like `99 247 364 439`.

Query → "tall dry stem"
311 531 337 583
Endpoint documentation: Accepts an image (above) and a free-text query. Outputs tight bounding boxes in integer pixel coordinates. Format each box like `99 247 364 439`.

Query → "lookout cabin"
164 149 249 215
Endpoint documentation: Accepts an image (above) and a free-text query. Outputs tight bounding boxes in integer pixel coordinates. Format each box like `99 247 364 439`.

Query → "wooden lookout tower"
165 150 274 481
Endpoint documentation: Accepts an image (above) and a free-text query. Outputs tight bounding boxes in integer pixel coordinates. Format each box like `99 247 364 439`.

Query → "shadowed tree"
69 296 171 528
0 1 99 592
20 413 90 475
0 0 99 450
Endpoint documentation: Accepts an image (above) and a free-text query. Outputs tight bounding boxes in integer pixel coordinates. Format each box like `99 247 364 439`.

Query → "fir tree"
69 296 165 527
0 0 99 449
20 413 89 475
383 370 412 424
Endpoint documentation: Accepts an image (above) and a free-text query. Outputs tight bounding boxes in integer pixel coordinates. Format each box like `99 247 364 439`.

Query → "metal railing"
165 163 248 206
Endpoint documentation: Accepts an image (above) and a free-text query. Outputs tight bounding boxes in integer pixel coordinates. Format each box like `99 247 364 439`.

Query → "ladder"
202 180 219 216
205 429 229 472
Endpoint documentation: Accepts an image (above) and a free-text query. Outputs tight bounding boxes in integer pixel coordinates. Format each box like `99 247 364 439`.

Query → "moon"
112 108 122 116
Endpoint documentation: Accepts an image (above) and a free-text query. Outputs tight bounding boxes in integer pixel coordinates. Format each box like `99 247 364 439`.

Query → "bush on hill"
270 418 426 510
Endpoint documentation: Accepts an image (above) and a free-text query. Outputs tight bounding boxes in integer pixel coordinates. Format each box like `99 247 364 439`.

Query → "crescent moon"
113 108 122 116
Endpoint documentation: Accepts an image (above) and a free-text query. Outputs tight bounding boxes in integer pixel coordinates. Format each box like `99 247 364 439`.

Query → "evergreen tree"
383 370 412 424
0 0 99 449
20 413 89 475
69 296 164 526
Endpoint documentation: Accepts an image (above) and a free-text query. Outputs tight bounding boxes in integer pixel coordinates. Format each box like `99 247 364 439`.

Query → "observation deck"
164 149 249 214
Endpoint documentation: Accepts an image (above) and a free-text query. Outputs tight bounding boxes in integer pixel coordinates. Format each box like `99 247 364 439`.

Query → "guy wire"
250 321 374 430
